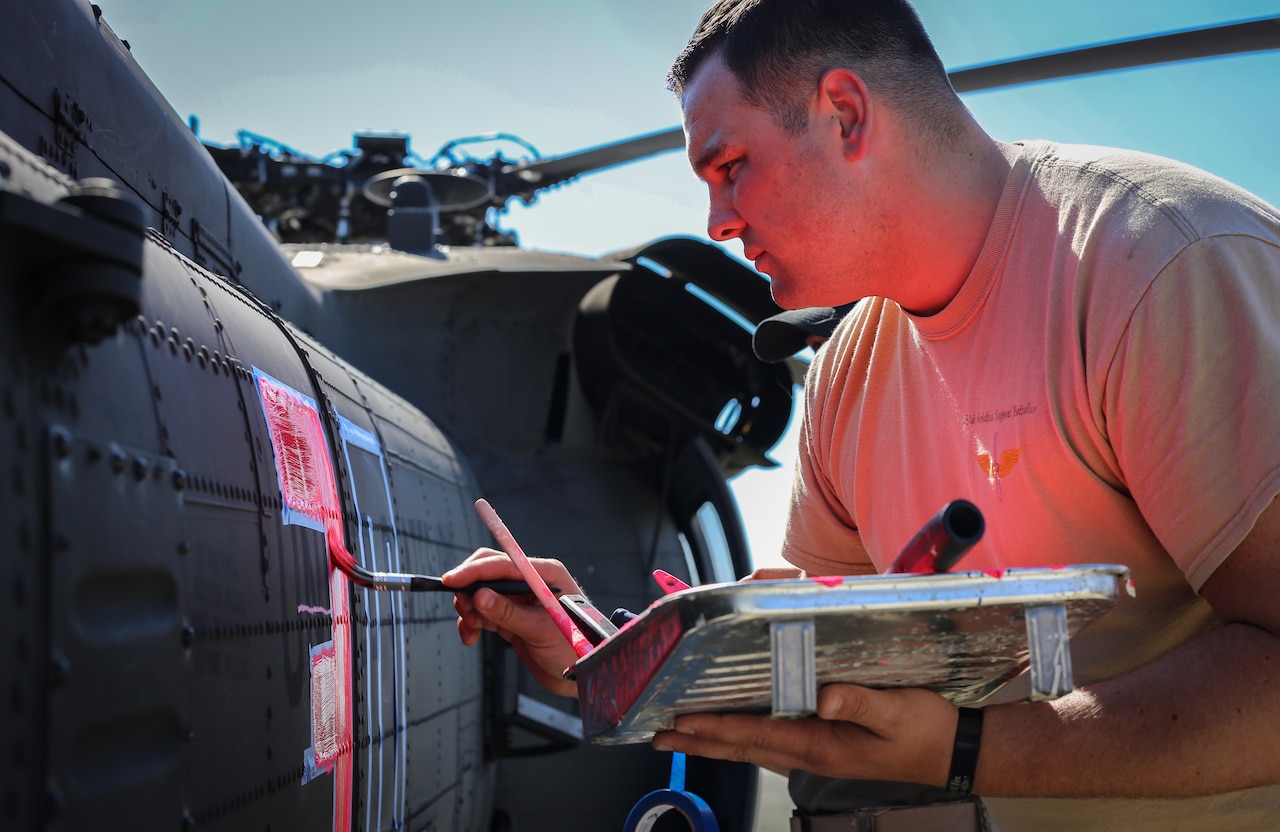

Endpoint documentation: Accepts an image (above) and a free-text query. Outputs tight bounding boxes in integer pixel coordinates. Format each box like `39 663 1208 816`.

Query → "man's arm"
977 492 1280 797
654 496 1280 798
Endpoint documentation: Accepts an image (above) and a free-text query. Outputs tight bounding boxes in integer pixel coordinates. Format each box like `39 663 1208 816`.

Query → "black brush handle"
411 576 560 594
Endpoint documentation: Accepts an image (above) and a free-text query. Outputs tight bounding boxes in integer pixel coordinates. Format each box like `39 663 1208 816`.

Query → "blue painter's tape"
623 753 719 832
622 788 719 832
670 747 688 791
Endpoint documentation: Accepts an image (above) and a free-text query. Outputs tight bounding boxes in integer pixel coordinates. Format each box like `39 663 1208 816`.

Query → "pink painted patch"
258 376 336 529
981 569 1008 579
309 641 340 772
810 576 844 587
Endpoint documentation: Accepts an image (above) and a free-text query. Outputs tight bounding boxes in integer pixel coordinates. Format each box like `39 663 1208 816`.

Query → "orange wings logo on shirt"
975 433 1025 502
976 447 1024 479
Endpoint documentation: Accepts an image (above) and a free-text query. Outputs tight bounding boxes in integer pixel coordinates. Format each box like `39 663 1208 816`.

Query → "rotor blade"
500 17 1280 197
949 15 1280 93
504 127 685 187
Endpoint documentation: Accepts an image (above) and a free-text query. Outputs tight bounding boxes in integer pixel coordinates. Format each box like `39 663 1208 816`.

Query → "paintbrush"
474 498 594 658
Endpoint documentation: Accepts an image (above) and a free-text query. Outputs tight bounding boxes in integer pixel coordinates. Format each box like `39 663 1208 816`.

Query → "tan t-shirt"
784 141 1280 830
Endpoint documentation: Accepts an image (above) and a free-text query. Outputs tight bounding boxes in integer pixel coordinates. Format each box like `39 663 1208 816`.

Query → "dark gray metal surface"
0 2 766 828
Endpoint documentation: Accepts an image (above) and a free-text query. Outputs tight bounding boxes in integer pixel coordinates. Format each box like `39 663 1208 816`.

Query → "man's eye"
721 159 742 179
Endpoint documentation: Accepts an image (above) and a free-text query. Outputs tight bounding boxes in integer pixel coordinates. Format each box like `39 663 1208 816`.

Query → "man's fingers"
817 683 875 725
456 612 483 646
653 714 835 772
442 548 521 584
666 713 839 760
467 590 577 656
745 567 804 581
817 684 950 740
443 548 581 594
468 588 538 636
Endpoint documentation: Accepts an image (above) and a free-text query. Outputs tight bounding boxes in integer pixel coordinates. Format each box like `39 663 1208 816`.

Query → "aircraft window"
714 398 742 435
693 501 737 584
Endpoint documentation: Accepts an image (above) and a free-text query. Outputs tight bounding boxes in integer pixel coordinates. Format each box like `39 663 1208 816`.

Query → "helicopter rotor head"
362 167 494 212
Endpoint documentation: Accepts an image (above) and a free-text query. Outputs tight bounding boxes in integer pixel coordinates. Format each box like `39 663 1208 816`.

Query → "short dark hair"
668 0 961 141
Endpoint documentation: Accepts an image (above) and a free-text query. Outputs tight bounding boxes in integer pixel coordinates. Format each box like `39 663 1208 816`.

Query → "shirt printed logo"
975 432 1025 502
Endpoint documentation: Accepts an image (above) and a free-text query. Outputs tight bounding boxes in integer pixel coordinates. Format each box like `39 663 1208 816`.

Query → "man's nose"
707 193 746 242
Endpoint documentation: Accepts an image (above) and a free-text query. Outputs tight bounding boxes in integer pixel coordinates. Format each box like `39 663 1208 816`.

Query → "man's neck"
889 127 1013 316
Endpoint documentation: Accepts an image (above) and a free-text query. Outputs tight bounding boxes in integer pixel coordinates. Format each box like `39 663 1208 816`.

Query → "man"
448 1 1280 829
753 302 858 362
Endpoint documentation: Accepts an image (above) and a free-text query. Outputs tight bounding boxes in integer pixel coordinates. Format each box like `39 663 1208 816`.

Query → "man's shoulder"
1022 140 1280 241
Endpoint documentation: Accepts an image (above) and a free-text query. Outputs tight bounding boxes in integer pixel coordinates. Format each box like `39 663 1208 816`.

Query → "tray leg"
1024 603 1073 701
770 619 816 717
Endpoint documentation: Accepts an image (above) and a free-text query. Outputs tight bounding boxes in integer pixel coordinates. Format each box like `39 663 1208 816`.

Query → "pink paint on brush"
811 576 844 587
474 499 593 659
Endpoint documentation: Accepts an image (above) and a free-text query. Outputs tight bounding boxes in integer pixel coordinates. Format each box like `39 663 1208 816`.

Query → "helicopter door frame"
666 434 753 588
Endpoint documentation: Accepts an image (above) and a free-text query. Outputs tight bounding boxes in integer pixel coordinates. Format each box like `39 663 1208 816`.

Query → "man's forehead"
680 54 740 168
680 51 737 105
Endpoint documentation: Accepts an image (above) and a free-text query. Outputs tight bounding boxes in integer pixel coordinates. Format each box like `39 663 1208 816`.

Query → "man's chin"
750 254 775 278
767 277 809 311
769 275 858 311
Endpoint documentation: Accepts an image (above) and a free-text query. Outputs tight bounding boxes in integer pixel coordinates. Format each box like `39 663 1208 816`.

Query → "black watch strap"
946 707 984 796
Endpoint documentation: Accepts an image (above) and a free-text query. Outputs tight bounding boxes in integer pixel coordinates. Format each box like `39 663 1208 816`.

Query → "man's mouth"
743 246 772 273
748 250 774 276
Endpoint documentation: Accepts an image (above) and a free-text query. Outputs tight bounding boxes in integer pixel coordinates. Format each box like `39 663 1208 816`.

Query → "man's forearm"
977 622 1280 797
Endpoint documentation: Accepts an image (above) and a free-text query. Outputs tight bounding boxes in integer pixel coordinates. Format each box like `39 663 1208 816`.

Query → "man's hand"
444 547 583 698
652 683 959 786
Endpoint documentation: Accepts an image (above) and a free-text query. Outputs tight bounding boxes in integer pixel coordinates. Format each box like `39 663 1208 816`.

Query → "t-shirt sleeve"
1106 233 1280 590
782 360 877 576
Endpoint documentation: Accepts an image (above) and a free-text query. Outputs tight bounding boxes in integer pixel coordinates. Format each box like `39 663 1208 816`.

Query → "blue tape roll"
624 752 719 832
622 788 719 832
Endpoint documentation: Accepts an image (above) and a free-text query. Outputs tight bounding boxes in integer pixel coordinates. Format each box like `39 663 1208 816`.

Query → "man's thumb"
816 683 871 722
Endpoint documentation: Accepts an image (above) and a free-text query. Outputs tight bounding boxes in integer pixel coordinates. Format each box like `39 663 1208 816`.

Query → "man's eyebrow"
691 141 731 175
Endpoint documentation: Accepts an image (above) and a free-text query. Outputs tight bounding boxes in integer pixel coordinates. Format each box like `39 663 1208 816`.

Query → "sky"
98 0 1280 570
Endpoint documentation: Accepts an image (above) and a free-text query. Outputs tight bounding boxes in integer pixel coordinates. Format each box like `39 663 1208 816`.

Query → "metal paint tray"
571 565 1131 745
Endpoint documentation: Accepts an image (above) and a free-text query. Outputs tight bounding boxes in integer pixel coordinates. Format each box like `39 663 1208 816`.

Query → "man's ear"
817 68 872 162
